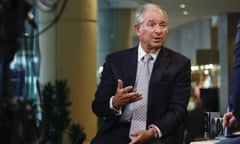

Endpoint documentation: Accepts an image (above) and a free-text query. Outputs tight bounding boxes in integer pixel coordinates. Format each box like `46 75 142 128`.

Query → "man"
218 21 240 144
91 3 191 144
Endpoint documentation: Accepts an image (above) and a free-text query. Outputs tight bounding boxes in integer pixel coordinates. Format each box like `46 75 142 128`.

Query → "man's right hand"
112 79 143 109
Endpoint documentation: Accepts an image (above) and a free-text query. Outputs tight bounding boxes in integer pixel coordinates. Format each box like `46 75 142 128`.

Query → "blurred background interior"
1 0 240 143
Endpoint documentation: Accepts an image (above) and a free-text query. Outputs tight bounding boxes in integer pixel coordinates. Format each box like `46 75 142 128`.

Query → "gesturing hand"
112 79 143 109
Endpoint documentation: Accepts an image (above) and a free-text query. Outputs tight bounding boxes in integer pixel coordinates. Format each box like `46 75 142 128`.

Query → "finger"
129 139 137 144
222 114 228 128
229 117 237 127
222 118 227 128
129 138 137 144
222 118 228 128
130 132 138 138
222 112 233 128
128 93 143 102
129 140 135 144
117 79 123 90
129 133 140 144
123 85 134 92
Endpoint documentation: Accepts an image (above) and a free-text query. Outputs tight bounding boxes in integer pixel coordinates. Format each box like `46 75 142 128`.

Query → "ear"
134 23 141 36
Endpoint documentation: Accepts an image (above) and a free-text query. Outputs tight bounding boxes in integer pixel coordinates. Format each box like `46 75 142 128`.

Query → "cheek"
163 33 168 39
139 30 151 37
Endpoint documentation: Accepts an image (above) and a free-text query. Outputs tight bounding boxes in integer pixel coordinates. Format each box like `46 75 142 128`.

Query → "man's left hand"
129 129 155 144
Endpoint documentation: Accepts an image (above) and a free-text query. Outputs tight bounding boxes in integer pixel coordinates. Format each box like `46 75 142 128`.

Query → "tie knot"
142 54 152 63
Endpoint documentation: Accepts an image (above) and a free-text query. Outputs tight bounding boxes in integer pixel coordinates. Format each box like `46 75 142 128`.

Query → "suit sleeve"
231 22 240 123
92 54 120 119
156 57 191 136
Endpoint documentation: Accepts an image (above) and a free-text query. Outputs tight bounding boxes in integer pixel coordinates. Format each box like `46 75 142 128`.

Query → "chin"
151 43 162 48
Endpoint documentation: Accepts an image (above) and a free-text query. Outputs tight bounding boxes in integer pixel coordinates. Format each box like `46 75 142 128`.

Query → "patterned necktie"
129 54 152 139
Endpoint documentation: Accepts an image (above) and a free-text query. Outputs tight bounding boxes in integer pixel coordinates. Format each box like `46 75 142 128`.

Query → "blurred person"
217 21 240 144
91 3 191 144
184 95 205 144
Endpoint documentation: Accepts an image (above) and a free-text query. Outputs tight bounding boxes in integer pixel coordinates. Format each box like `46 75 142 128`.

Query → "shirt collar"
138 44 161 62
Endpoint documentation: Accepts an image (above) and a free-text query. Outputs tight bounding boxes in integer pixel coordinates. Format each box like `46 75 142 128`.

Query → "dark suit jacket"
92 46 191 143
232 22 240 124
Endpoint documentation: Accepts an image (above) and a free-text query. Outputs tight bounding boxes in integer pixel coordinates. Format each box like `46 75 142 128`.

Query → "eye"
147 22 156 27
160 23 166 28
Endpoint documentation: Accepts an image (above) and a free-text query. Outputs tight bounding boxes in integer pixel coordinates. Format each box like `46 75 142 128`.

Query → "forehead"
143 7 167 22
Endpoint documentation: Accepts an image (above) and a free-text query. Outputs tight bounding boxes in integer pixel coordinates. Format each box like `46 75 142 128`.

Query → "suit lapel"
124 47 138 87
152 47 170 81
148 47 170 102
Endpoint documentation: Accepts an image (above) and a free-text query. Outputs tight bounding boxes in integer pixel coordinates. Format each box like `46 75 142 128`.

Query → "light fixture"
183 10 189 15
179 4 186 9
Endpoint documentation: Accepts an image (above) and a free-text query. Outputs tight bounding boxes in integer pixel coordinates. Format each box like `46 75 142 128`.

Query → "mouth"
153 37 162 42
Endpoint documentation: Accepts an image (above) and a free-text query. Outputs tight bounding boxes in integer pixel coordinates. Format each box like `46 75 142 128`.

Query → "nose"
155 26 162 33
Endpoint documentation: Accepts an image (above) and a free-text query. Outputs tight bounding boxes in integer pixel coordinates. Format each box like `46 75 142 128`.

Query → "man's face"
135 7 168 51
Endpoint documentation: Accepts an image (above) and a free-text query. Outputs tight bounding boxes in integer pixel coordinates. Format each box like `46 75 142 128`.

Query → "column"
217 13 240 113
57 0 97 143
38 9 57 84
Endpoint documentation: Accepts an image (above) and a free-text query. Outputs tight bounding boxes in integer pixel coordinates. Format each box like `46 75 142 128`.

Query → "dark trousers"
91 122 131 144
91 122 168 144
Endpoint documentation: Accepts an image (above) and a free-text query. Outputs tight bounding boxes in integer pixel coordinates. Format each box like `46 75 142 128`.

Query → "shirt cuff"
110 96 122 115
148 124 162 138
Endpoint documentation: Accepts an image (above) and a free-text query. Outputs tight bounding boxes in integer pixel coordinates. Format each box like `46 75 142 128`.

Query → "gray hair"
135 3 168 25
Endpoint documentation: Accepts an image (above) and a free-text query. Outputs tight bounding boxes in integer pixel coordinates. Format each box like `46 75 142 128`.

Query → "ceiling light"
179 4 186 9
183 11 189 15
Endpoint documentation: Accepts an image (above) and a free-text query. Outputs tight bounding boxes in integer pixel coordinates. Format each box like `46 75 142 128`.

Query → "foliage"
40 80 72 144
1 79 86 144
67 122 86 144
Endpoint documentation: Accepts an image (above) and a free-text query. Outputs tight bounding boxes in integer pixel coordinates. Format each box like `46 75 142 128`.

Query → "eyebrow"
146 20 167 24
